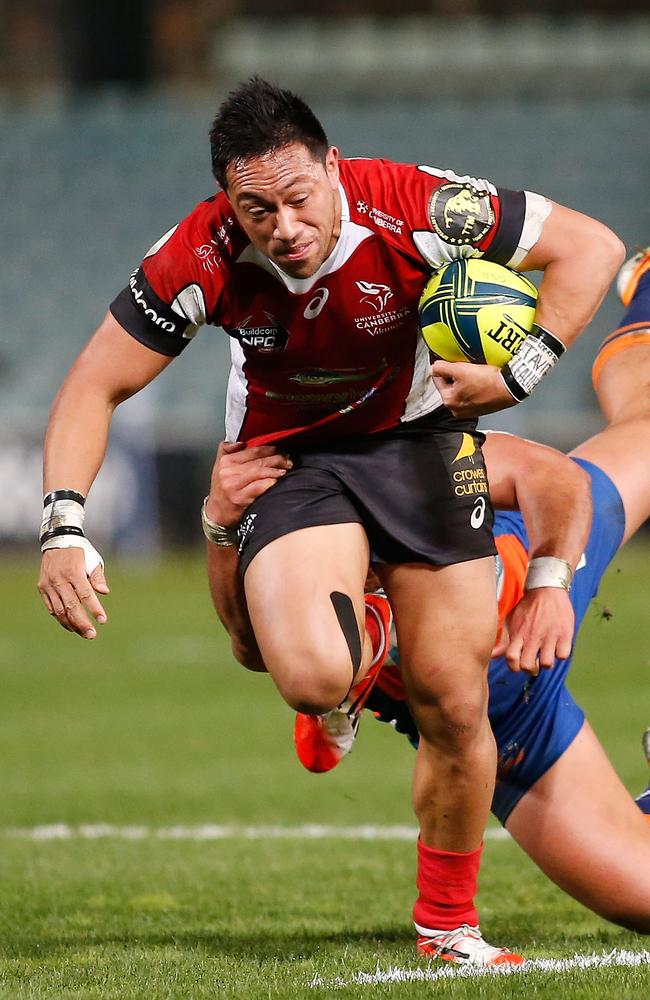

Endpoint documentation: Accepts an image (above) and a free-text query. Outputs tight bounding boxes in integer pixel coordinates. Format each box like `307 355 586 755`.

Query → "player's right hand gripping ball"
419 259 538 366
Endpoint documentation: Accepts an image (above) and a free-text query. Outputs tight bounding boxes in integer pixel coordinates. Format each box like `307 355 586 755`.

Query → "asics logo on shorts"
470 496 486 529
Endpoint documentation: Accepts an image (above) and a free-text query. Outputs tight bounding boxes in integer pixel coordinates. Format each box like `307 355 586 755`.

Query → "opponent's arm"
517 203 624 350
38 312 173 638
484 431 592 674
205 442 292 672
485 430 592 568
433 204 625 417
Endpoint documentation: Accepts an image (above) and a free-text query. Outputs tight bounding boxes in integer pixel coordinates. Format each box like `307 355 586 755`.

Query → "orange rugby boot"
416 924 524 967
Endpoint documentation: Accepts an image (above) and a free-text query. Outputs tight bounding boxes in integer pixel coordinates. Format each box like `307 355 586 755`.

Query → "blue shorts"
489 458 625 823
375 458 626 824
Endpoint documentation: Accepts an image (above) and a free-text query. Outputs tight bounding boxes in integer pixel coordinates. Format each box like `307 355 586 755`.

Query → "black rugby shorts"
237 409 496 577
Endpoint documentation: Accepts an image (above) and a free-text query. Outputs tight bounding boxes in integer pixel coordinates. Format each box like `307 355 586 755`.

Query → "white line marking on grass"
308 949 650 987
4 823 511 842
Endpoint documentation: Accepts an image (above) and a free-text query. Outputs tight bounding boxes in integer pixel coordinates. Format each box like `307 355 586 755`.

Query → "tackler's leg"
507 250 650 933
506 721 650 933
574 247 650 543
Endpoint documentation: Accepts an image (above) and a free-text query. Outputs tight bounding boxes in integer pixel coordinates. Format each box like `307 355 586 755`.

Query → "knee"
269 639 355 713
414 689 490 753
280 666 351 715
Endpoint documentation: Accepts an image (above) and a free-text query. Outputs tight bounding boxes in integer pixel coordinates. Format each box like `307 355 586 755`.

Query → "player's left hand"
492 588 575 675
431 361 517 418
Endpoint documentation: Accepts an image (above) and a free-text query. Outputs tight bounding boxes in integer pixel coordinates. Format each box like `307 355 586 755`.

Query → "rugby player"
297 248 650 946
37 78 623 966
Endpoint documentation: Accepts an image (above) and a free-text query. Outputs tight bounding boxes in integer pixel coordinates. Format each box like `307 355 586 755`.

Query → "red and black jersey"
110 158 549 445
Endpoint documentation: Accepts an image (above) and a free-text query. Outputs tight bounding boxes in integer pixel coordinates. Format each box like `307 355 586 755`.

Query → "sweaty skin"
38 139 623 633
225 145 342 279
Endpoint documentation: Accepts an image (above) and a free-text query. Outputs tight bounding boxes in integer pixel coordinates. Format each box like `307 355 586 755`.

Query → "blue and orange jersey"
495 530 528 634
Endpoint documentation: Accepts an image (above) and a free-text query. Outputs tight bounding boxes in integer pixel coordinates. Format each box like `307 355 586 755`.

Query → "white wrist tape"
501 325 566 402
39 489 104 576
41 534 104 576
524 556 573 592
201 498 239 547
40 497 85 539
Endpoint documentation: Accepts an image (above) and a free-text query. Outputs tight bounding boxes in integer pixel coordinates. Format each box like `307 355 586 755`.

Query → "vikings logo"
444 189 485 232
356 280 394 312
430 183 495 246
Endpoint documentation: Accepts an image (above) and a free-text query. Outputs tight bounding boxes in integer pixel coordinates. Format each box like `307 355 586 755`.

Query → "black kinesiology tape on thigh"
330 591 363 683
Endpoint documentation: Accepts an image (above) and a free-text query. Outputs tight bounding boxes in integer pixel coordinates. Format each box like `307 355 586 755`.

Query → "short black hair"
209 76 329 190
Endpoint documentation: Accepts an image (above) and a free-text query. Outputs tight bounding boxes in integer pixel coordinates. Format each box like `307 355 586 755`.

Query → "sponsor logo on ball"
485 315 528 354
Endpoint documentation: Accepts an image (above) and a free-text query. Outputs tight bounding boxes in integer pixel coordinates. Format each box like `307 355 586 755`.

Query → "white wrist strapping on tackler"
39 489 104 575
201 498 239 547
501 325 566 402
524 556 573 592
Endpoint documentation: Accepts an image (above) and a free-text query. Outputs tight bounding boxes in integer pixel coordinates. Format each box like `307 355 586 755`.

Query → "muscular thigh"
244 522 370 710
506 721 650 931
379 557 498 706
573 342 650 542
571 418 650 544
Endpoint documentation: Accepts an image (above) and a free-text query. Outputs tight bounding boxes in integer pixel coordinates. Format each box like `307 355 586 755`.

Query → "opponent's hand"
206 441 293 526
431 361 517 418
38 547 109 640
492 588 575 675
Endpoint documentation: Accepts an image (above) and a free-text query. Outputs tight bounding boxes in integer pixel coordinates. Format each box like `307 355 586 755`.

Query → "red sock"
413 838 482 932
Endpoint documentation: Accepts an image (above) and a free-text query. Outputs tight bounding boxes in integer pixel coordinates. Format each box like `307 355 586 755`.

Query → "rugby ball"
419 259 538 367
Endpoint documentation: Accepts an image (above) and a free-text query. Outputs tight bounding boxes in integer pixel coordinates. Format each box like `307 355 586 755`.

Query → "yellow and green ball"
419 258 538 367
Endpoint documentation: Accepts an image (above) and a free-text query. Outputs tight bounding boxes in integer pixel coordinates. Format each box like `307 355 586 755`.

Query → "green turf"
1 543 649 998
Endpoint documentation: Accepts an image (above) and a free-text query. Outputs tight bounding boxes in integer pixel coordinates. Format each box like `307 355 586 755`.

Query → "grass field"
2 542 650 998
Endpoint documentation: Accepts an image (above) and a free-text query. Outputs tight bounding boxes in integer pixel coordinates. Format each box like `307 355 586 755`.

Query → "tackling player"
37 78 623 966
298 248 650 946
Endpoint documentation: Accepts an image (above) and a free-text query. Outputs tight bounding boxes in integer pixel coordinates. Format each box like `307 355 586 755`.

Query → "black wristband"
43 489 86 508
500 365 529 401
39 525 85 545
531 324 566 359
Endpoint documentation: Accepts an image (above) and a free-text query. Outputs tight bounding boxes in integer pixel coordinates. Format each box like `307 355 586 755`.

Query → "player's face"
225 143 341 279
